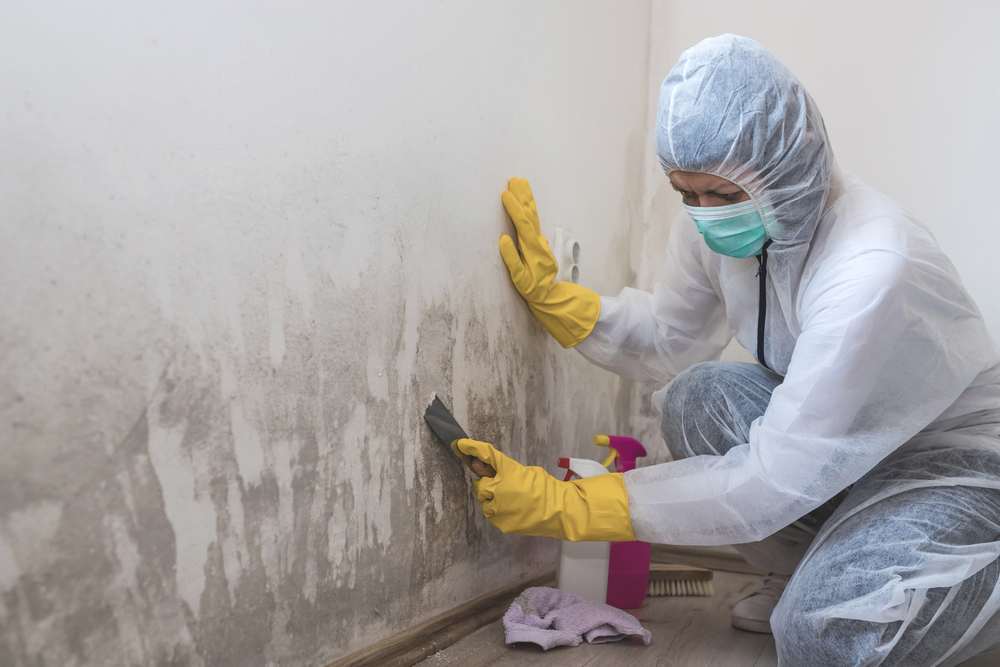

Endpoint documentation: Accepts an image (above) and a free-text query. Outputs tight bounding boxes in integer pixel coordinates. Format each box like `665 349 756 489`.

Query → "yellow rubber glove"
499 178 601 348
454 438 635 542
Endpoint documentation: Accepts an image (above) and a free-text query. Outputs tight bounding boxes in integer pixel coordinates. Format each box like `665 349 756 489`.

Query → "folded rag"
502 586 652 650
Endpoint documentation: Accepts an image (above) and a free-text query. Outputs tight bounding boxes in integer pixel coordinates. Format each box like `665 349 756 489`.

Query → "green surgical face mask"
683 200 769 258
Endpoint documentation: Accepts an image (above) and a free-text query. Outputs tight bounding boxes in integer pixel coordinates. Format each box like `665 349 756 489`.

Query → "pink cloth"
502 586 652 650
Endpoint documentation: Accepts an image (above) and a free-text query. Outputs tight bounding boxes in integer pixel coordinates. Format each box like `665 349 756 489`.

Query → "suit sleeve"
623 249 991 545
575 214 732 382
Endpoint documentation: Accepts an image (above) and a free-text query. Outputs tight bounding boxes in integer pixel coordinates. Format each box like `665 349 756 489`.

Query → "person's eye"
721 192 742 201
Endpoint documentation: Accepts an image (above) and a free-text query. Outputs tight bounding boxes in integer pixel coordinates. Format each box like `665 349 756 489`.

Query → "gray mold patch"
406 300 478 606
0 400 203 666
0 234 632 667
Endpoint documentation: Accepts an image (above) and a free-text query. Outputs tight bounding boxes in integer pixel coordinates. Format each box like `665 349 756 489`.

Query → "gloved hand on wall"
454 438 635 542
499 178 601 348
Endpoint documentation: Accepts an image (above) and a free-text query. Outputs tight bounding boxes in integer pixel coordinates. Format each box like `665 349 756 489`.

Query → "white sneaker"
731 573 790 634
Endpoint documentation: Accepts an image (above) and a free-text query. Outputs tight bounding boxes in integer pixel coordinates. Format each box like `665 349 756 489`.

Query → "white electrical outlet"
553 227 581 283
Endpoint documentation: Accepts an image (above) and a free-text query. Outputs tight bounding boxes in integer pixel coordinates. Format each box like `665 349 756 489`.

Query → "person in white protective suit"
453 35 1000 666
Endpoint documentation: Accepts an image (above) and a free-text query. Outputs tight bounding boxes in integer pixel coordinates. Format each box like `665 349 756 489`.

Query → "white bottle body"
557 541 611 603
555 457 610 603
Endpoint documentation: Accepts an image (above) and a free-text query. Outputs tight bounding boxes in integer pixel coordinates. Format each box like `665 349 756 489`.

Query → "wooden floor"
414 570 1000 667
415 570 775 667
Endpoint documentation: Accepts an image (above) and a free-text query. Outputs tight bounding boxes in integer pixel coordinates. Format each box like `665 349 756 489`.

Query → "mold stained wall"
0 1 654 665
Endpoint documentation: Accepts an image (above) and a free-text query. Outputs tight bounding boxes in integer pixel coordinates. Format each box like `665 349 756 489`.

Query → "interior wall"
0 2 652 665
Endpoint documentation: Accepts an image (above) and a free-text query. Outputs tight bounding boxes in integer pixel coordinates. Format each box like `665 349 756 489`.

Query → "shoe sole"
731 615 772 634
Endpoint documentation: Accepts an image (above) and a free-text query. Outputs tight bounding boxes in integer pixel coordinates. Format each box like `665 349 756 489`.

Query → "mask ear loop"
753 194 777 242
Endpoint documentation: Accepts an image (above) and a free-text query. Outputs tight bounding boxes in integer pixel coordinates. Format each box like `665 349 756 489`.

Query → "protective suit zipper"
755 240 773 370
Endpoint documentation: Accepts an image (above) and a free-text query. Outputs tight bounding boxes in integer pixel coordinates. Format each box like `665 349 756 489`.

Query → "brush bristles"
646 579 714 597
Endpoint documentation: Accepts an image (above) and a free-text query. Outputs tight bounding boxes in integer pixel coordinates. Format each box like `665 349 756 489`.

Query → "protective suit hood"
654 34 833 250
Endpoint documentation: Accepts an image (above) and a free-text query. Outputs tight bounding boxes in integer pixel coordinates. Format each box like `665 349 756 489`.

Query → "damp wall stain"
0 3 656 665
0 225 635 666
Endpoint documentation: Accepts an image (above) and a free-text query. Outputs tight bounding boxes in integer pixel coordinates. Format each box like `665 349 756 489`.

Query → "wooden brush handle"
469 458 497 478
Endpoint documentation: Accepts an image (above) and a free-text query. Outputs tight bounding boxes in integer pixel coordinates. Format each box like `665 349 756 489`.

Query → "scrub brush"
646 564 714 597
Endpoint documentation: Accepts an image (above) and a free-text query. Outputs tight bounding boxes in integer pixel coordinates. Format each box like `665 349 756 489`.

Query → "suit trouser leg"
772 443 1000 667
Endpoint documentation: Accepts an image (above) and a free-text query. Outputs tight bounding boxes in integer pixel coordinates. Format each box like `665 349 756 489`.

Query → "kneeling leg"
773 451 1000 667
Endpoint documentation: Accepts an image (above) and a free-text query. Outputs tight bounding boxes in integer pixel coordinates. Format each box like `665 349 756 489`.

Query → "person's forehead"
669 170 740 192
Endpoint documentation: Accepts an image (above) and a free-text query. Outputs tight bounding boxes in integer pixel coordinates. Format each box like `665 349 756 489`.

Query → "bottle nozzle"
593 435 646 473
593 435 618 468
601 449 618 468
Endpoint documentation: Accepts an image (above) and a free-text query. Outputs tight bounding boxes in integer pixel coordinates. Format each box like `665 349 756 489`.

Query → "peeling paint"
146 414 216 618
222 360 266 488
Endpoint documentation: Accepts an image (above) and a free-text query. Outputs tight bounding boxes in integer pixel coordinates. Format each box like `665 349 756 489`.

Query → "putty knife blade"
423 395 469 447
422 395 496 477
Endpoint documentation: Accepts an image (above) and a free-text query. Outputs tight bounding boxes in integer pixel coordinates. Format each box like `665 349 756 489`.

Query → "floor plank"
635 571 772 667
959 647 1000 666
417 622 510 667
752 638 778 667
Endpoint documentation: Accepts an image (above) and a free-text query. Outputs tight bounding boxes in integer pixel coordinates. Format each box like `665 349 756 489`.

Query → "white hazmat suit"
575 35 1000 666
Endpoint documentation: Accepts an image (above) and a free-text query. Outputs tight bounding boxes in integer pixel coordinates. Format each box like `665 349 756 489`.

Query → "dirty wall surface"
0 2 653 665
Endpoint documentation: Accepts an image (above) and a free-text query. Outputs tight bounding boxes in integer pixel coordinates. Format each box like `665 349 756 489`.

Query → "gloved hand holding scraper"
422 394 495 479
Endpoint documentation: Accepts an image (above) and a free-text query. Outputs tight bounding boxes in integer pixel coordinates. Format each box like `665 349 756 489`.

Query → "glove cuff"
528 283 601 349
563 473 635 542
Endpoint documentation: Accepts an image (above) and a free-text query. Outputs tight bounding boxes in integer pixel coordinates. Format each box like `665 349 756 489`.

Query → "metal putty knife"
422 394 496 478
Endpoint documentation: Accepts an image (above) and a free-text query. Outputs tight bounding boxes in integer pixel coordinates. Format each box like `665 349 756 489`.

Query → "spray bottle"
555 456 611 603
595 435 651 609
